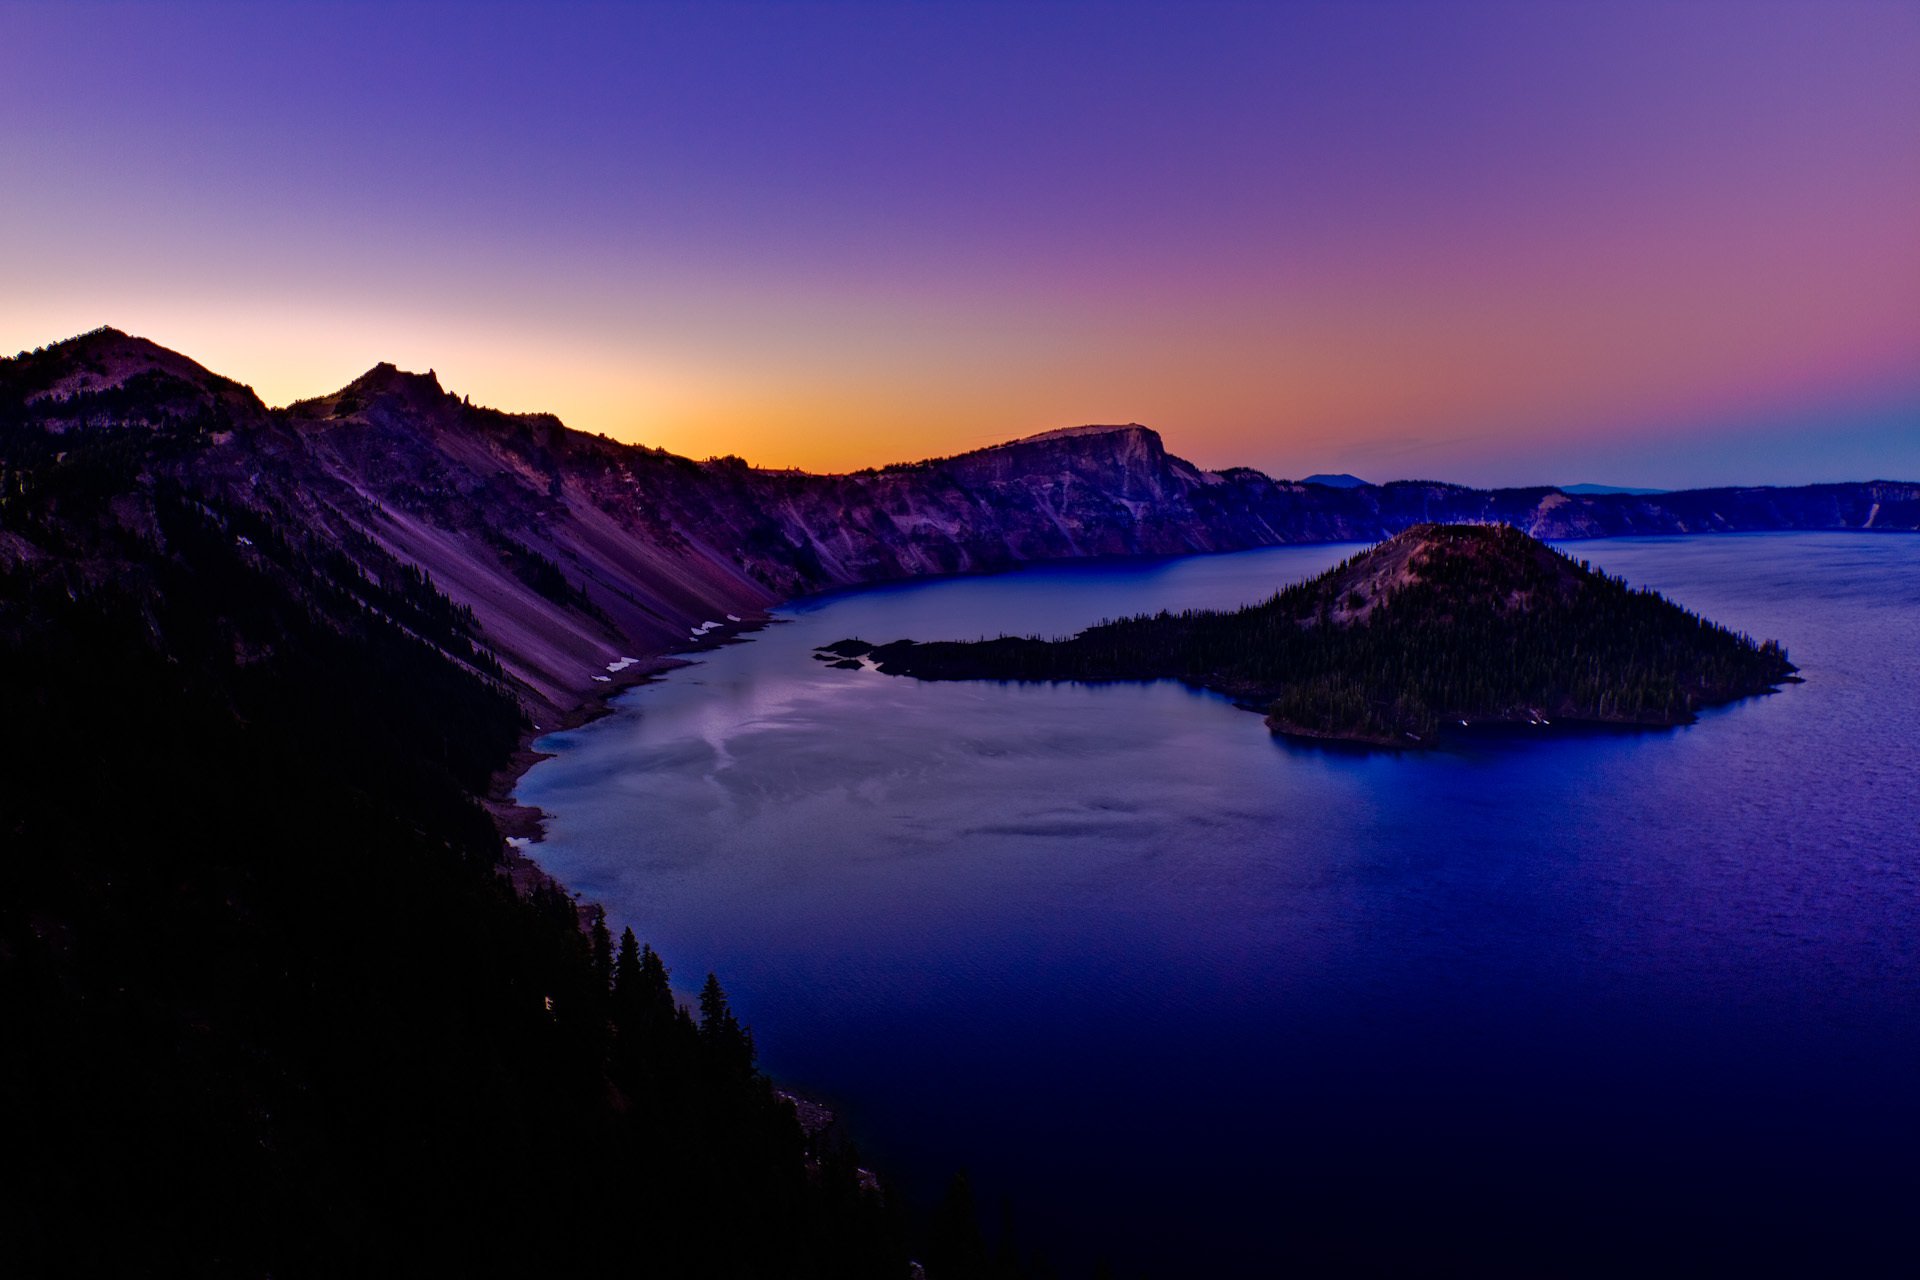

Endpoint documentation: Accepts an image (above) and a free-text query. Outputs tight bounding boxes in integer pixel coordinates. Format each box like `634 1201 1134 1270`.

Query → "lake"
517 533 1920 1274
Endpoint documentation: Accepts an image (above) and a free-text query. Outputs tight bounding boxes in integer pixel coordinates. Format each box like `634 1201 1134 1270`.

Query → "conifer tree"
639 942 674 1024
612 926 646 1036
590 912 613 994
699 971 733 1036
699 971 756 1079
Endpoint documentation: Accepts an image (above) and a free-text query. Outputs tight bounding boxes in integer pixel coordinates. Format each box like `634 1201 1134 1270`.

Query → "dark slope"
0 352 909 1275
862 524 1798 746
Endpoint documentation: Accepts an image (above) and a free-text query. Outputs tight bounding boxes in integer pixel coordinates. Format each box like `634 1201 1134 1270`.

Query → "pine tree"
639 942 674 1023
589 912 613 995
699 972 755 1080
611 926 645 1036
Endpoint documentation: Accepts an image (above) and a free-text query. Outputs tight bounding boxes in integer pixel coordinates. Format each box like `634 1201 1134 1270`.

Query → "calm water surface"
519 534 1920 1273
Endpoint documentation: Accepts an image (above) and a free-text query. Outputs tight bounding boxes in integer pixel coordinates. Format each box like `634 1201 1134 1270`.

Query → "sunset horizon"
19 315 1920 490
7 1 1916 488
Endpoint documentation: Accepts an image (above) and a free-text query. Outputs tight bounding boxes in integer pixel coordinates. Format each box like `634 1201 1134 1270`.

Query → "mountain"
1299 471 1370 487
1559 482 1668 495
0 332 916 1276
859 523 1799 746
8 329 1910 722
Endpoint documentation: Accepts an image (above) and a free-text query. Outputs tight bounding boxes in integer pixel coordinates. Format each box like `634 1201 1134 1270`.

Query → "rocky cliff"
5 326 1914 719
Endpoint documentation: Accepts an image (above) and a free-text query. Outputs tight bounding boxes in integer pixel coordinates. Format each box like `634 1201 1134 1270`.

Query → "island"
840 523 1800 747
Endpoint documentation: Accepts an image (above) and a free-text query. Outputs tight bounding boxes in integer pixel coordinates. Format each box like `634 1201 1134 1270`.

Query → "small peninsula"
851 523 1799 747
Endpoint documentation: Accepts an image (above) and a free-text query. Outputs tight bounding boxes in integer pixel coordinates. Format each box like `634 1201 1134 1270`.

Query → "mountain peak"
1315 522 1581 626
345 362 444 397
52 323 130 347
5 326 253 413
293 362 457 422
31 326 205 376
1011 423 1159 447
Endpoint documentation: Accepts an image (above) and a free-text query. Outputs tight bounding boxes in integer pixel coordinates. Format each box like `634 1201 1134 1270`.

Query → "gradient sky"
4 0 1917 486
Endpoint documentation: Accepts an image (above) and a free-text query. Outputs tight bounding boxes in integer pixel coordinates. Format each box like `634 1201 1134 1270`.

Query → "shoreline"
483 618 777 902
476 612 885 1189
857 651 1798 752
1261 694 1788 750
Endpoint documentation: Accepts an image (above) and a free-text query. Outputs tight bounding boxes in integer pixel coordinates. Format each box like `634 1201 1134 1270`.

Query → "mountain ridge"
6 327 1916 723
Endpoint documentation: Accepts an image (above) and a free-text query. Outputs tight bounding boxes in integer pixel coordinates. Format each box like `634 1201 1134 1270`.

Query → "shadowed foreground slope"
0 393 911 1276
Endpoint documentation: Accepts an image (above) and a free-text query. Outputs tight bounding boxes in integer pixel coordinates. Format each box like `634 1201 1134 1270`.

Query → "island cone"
863 523 1799 746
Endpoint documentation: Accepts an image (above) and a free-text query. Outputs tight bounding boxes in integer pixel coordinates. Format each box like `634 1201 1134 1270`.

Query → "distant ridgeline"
854 524 1799 746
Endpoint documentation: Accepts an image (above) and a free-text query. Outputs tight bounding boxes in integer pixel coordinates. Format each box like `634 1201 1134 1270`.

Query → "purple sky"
4 0 1917 485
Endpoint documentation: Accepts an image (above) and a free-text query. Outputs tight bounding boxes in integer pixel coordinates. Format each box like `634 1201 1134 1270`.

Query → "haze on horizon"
4 0 1917 489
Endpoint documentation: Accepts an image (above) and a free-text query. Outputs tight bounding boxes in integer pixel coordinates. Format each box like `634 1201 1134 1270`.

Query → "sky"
3 0 1917 487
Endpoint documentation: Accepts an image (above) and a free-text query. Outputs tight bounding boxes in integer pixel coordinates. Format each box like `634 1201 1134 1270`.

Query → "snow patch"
592 675 612 683
607 656 638 672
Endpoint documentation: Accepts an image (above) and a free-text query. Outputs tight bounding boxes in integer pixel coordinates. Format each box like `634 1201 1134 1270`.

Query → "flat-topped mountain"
858 524 1800 746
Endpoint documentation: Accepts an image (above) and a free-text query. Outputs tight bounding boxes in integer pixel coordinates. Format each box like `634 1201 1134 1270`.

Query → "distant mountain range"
1558 482 1670 495
6 327 1917 719
1306 476 1669 496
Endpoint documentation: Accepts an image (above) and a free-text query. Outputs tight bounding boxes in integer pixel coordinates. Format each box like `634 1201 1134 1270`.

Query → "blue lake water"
518 533 1920 1274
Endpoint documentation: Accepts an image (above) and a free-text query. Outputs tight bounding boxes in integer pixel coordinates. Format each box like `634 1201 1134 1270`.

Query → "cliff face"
4 327 1914 719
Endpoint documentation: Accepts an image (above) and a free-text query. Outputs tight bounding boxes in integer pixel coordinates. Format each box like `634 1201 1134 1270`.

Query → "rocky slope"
0 334 913 1279
4 326 1913 721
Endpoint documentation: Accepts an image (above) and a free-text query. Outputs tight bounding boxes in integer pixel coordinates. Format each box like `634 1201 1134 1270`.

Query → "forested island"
849 524 1799 746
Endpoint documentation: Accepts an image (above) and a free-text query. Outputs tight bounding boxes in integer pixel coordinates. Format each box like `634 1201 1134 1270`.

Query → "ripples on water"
519 533 1920 1273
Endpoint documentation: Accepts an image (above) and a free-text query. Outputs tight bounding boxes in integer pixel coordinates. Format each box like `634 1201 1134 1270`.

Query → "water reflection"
520 533 1920 1272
